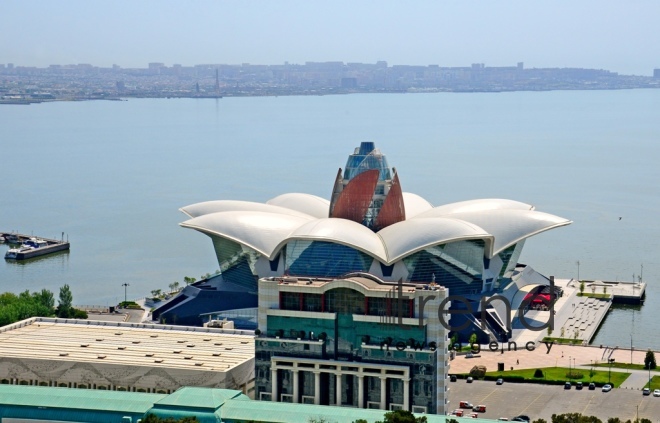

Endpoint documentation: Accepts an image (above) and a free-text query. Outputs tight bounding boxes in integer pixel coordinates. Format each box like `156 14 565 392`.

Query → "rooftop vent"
97 355 106 359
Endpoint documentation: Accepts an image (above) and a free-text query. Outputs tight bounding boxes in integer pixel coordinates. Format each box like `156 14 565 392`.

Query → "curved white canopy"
413 198 534 219
377 217 493 263
266 193 330 219
180 200 314 219
445 209 572 256
402 192 434 218
180 211 312 257
279 217 388 262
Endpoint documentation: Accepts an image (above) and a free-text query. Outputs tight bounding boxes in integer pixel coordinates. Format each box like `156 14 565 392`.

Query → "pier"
1 232 70 260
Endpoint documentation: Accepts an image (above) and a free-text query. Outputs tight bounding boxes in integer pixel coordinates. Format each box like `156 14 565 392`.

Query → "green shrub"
534 369 544 378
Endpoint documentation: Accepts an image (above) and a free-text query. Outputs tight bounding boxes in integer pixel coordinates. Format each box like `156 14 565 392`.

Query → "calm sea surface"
1 91 659 348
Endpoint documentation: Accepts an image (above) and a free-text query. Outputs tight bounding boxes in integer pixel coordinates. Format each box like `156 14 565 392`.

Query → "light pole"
121 283 129 304
608 358 614 384
576 261 580 282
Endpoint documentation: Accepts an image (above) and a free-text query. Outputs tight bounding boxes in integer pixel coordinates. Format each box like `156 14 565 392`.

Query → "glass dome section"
343 141 392 181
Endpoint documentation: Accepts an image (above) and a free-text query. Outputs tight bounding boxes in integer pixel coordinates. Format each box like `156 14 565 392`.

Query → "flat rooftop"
264 274 445 293
0 317 255 372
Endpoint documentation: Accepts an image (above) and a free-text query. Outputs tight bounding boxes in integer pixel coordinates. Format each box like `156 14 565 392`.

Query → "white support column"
271 368 278 402
292 370 299 403
403 378 410 411
336 373 342 406
358 375 365 408
314 372 321 405
379 376 387 410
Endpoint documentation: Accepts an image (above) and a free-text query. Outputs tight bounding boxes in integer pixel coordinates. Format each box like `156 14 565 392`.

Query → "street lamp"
121 283 129 304
576 260 580 282
608 358 615 384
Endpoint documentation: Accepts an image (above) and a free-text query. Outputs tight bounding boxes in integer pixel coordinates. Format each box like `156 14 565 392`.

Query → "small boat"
0 235 5 243
4 238 49 259
4 233 19 243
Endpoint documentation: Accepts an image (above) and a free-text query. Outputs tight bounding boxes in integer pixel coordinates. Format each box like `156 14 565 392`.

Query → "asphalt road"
448 379 660 422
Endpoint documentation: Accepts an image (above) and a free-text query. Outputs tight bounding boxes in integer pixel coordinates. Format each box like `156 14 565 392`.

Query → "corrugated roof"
0 385 165 413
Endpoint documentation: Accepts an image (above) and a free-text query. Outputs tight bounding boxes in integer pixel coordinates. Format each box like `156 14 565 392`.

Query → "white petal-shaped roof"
412 198 534 219
180 200 314 219
180 211 313 257
402 192 434 218
266 193 330 219
377 217 493 263
444 209 572 256
281 218 388 262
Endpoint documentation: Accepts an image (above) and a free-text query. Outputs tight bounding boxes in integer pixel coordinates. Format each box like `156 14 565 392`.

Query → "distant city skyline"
2 1 659 76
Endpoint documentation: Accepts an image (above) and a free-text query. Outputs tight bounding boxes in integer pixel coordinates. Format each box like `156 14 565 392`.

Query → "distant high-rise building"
654 69 660 78
215 68 220 92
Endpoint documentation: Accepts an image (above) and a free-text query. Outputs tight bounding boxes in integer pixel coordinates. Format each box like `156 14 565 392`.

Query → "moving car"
602 384 612 392
643 388 651 396
653 389 660 397
496 378 504 385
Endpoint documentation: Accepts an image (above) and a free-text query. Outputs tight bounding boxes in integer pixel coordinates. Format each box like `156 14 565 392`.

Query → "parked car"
564 382 571 390
460 401 474 409
469 413 479 419
472 405 487 413
451 409 464 417
588 383 596 390
602 384 612 392
466 376 474 383
654 389 660 397
496 378 504 385
643 388 651 396
450 375 457 382
498 418 509 421
576 382 583 390
512 416 530 422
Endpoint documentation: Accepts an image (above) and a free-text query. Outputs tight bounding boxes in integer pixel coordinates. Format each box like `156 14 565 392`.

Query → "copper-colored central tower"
329 142 406 231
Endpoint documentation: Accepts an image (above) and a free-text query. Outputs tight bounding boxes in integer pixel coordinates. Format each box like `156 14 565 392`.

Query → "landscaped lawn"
644 375 660 390
484 366 630 387
593 362 658 372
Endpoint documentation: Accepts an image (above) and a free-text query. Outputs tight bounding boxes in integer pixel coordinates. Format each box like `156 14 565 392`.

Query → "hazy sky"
2 1 659 75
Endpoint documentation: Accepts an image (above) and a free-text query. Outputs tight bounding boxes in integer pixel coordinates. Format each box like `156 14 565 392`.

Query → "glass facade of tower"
343 142 392 181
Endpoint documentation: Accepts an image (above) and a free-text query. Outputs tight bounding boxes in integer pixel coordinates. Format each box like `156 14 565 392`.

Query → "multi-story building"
253 273 450 415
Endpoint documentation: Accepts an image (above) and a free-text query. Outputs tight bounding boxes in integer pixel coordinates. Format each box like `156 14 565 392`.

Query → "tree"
382 410 427 423
183 276 196 285
644 349 656 370
168 282 176 292
34 289 55 309
579 281 585 296
469 332 478 345
532 420 548 423
173 281 180 291
603 285 607 295
57 284 73 318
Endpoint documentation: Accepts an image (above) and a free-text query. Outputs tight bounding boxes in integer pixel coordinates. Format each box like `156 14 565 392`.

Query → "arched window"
324 288 365 314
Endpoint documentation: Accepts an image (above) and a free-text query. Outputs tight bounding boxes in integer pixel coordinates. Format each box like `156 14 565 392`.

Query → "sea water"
1 90 658 348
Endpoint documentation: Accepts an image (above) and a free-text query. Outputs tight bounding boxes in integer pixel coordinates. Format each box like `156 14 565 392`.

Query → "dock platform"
2 232 70 260
583 279 646 304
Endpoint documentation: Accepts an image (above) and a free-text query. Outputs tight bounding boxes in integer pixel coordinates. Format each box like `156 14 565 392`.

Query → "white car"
653 389 660 397
602 384 612 392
